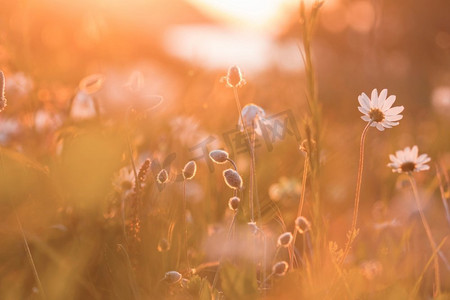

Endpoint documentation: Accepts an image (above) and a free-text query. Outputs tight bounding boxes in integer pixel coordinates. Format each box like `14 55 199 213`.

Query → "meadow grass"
0 0 449 299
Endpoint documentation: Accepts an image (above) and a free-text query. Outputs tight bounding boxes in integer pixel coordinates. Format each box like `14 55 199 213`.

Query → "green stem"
339 121 371 266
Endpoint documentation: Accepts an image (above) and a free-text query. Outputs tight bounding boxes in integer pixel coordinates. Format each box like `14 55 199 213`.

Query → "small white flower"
358 89 404 131
239 103 268 136
387 145 431 173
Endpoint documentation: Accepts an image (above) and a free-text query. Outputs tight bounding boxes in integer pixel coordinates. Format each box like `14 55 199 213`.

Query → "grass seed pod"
228 196 240 211
157 169 169 184
295 216 311 234
182 160 197 180
277 232 293 248
272 261 289 276
209 150 229 164
223 169 243 190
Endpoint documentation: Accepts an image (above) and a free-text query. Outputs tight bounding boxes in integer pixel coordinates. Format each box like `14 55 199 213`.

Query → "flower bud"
295 216 311 234
272 261 289 276
182 160 197 180
209 150 229 164
277 232 293 248
164 271 182 284
223 169 243 190
79 73 105 94
157 169 169 184
228 196 240 211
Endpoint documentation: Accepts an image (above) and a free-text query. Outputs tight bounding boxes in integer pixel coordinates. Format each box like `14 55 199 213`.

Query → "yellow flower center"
369 108 384 122
400 162 416 173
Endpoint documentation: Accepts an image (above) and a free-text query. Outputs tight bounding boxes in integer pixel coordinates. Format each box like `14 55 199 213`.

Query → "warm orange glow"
187 0 301 32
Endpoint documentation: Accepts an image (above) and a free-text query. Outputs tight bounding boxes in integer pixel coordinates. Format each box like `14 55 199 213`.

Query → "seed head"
295 216 311 234
0 71 7 112
223 169 243 190
228 196 240 211
79 73 105 94
157 169 169 184
272 261 289 276
247 222 259 235
157 238 170 252
164 271 182 284
299 139 316 154
222 65 246 88
277 232 293 248
182 160 197 180
209 150 229 164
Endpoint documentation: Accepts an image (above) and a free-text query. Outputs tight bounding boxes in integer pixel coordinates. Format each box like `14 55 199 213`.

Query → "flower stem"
182 180 190 272
232 87 256 222
290 153 309 269
339 121 371 266
16 212 48 300
408 174 441 297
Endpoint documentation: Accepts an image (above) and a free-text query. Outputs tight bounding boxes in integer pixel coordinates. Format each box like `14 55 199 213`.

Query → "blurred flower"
388 145 430 173
79 73 105 94
0 118 21 144
5 72 34 98
360 260 383 280
268 177 301 202
431 86 450 116
34 110 63 132
239 103 268 136
0 71 7 112
70 91 97 120
358 89 404 131
222 65 246 88
124 70 144 93
112 167 135 193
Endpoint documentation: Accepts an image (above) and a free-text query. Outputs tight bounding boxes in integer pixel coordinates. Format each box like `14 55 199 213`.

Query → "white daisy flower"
387 145 431 173
358 89 404 131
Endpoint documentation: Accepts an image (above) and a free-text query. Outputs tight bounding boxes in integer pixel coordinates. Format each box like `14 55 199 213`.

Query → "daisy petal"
371 89 378 107
358 106 369 114
378 89 387 108
376 123 385 131
358 95 370 110
382 95 396 111
361 115 371 122
385 115 403 121
385 106 404 116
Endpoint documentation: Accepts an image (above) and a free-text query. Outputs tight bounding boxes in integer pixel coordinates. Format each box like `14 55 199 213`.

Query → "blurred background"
0 0 449 298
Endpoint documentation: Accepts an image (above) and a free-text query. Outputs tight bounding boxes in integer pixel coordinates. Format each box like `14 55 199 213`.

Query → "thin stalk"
297 153 309 218
291 153 310 268
226 158 237 170
408 175 441 297
212 211 238 291
182 180 190 271
339 121 371 266
16 212 48 300
232 87 256 222
435 164 450 226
